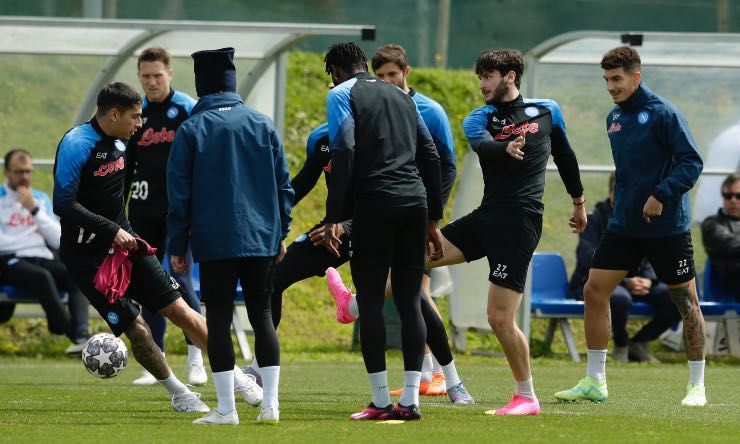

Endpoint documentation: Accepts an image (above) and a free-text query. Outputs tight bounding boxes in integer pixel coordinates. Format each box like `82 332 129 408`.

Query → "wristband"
30 206 40 216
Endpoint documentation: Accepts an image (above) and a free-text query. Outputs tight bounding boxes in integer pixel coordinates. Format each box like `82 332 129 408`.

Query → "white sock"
587 349 608 382
261 366 280 411
431 354 443 374
688 360 705 385
348 294 359 318
213 370 236 414
368 371 391 408
399 371 422 407
187 344 203 366
158 371 188 396
421 353 433 381
442 361 462 389
515 377 536 400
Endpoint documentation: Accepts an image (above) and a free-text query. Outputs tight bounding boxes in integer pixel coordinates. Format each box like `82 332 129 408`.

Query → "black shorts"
442 207 542 293
65 252 183 336
272 222 351 294
591 231 695 285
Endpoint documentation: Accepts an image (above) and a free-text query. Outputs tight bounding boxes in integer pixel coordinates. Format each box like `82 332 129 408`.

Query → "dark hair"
324 42 368 75
96 82 142 115
608 172 616 192
601 46 641 72
4 148 31 170
138 47 171 70
475 49 524 88
371 44 409 72
721 173 740 191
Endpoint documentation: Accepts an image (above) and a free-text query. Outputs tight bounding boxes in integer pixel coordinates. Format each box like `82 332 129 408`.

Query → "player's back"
332 72 426 209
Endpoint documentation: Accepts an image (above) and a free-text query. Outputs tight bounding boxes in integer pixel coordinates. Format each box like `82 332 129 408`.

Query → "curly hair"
601 46 641 72
475 49 524 88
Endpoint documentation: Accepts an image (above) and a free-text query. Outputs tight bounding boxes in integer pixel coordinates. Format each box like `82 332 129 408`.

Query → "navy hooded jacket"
606 83 702 237
167 92 294 262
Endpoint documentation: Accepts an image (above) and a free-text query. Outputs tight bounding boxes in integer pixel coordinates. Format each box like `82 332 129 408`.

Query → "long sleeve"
550 125 584 198
291 146 323 206
652 109 703 204
463 106 511 161
325 87 356 224
415 111 443 221
53 137 120 243
272 129 294 240
33 191 61 250
166 127 195 257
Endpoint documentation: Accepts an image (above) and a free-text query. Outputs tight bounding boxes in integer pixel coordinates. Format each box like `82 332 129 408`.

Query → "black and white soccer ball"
81 333 128 378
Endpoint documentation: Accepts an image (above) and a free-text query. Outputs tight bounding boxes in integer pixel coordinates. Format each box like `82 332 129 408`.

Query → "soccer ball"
81 333 128 378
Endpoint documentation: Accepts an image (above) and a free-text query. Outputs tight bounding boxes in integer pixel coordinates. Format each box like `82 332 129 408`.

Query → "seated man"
0 148 89 353
701 173 740 297
569 173 680 362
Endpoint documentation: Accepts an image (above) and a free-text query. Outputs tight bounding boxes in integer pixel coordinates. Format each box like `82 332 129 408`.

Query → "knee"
584 279 612 304
487 309 513 334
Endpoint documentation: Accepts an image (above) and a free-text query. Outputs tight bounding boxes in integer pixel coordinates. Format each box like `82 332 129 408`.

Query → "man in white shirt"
0 148 89 353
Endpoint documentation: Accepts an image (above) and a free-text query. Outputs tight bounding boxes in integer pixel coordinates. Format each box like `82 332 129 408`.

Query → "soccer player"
397 48 585 416
326 43 471 402
168 48 293 425
54 81 259 416
322 42 444 421
125 47 206 387
555 46 707 407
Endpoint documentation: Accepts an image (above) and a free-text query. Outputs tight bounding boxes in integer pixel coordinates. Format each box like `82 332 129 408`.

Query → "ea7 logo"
607 123 622 134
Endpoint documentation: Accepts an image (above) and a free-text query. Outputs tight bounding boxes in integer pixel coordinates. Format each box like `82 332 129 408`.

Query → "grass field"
0 352 738 443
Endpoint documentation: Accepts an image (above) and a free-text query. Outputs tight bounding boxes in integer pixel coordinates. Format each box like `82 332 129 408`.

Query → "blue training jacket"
167 92 294 262
606 83 703 238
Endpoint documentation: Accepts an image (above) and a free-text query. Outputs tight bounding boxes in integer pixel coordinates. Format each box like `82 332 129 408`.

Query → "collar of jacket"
192 91 243 115
617 82 653 112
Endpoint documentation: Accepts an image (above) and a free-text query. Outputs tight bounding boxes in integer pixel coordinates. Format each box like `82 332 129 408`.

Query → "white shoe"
256 407 279 425
172 391 210 413
681 383 707 407
188 361 208 386
234 371 263 407
132 369 158 386
193 409 239 425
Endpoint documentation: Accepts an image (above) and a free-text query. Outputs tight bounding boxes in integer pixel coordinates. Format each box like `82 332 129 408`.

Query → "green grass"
0 353 738 443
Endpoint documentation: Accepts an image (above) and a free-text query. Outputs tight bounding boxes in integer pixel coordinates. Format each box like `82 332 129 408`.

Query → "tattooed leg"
668 281 705 361
124 316 171 380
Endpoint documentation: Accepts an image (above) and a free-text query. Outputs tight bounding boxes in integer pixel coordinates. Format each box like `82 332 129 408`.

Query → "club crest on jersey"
166 106 179 119
114 140 126 152
637 111 650 124
524 107 539 117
